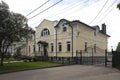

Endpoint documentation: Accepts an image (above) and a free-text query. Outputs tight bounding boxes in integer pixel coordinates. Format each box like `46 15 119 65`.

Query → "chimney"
101 23 106 34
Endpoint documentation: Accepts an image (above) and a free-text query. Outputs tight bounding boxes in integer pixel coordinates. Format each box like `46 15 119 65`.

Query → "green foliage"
112 51 120 67
117 65 120 70
117 3 120 10
0 1 34 66
116 42 120 52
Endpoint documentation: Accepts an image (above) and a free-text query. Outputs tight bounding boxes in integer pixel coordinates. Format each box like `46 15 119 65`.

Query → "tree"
116 42 120 52
0 1 33 66
117 3 120 10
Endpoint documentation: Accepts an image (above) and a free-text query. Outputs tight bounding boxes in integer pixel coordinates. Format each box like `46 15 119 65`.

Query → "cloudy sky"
1 0 120 51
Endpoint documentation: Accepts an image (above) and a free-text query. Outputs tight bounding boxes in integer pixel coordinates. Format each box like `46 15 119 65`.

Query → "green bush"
112 51 120 67
117 65 120 70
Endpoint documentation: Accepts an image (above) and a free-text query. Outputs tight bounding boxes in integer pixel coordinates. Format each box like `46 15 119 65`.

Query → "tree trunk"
0 53 4 66
0 41 11 66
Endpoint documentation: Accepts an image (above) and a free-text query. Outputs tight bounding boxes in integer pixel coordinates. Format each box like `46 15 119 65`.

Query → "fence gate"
76 47 111 67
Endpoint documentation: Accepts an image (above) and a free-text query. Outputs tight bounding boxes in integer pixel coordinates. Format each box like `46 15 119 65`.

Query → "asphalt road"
0 65 120 80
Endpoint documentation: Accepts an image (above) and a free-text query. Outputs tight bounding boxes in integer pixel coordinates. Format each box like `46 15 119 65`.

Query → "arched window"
41 28 50 37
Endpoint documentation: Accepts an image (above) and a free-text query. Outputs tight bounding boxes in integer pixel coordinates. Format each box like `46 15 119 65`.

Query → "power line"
28 0 63 20
57 0 99 19
37 0 98 21
29 0 83 26
96 6 115 24
29 0 99 27
26 0 50 16
45 0 84 19
92 0 117 24
96 0 118 24
89 0 109 24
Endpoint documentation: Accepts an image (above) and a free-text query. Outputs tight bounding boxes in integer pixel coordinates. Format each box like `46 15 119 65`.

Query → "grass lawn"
0 62 61 73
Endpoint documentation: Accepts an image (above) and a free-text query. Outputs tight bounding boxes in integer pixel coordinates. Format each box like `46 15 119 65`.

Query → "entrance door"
43 45 48 61
43 45 48 56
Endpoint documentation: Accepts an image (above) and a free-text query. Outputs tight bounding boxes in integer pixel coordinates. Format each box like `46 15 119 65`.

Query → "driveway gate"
76 47 111 67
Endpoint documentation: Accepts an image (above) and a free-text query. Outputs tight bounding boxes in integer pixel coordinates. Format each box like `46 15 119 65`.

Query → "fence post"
105 49 107 67
112 50 114 67
112 50 115 67
80 50 82 64
68 57 70 64
92 48 94 65
76 50 78 64
62 57 64 64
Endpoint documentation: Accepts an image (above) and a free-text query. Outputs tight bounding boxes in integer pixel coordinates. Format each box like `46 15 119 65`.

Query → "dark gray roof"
55 19 110 37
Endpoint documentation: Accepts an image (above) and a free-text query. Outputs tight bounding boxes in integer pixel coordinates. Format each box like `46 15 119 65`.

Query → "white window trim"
50 43 54 52
63 25 67 32
41 28 50 37
66 41 71 52
58 41 62 52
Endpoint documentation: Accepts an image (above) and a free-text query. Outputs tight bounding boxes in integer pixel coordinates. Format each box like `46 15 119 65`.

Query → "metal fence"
32 47 111 67
76 47 107 66
47 47 111 67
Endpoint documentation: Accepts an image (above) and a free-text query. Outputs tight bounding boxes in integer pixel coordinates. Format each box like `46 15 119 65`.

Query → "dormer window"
63 24 67 32
41 28 50 37
94 31 96 36
63 26 67 32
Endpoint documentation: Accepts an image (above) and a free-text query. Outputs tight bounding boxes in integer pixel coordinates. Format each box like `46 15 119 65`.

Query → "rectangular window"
58 42 62 52
43 31 45 36
67 41 71 52
94 32 96 36
33 45 35 53
29 46 30 53
38 45 40 53
51 43 54 52
85 42 88 52
63 27 67 32
94 44 96 53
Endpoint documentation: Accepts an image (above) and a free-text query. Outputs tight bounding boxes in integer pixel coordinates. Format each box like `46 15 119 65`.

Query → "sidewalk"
3 61 23 64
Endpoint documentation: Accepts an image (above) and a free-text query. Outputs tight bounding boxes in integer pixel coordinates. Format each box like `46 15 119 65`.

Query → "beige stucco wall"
75 23 108 56
35 19 56 56
22 19 109 57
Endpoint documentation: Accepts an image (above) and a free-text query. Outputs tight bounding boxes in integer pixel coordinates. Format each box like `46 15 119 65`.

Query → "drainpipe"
69 24 74 58
55 28 57 60
33 31 36 56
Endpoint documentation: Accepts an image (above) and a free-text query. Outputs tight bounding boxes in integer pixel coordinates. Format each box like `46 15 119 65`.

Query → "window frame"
63 26 67 32
29 46 30 54
66 41 71 52
38 45 40 53
94 44 96 53
94 31 96 36
58 42 62 52
41 28 50 37
50 43 54 52
84 42 88 52
33 45 35 53
62 24 67 32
